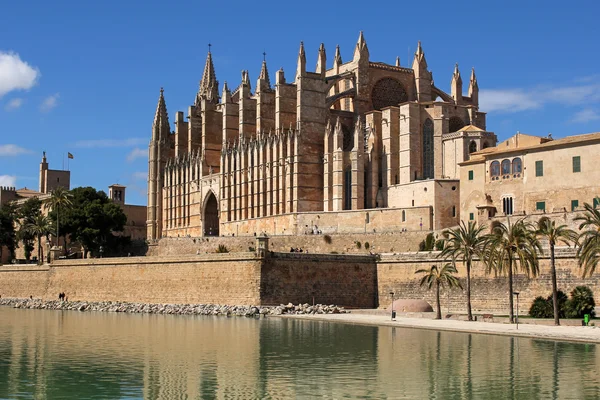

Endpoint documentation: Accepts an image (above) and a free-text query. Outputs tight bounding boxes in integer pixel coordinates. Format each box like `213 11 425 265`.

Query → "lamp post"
390 291 396 321
513 291 520 329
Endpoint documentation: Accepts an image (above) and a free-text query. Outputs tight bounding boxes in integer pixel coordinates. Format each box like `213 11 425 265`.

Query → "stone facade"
147 33 496 240
460 131 600 226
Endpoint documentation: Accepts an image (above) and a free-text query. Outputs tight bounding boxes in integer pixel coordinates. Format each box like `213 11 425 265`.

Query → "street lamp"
513 291 520 329
390 291 396 321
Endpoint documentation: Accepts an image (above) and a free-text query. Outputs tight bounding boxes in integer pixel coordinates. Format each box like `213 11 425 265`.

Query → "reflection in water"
0 307 599 399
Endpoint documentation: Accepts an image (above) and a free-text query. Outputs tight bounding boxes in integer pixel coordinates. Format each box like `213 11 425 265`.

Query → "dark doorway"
203 192 219 236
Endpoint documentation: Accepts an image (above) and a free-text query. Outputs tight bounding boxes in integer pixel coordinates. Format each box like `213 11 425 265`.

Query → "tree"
60 187 127 258
45 187 73 254
416 263 462 320
439 221 487 321
0 204 17 262
485 218 541 323
25 214 53 264
536 217 577 325
16 197 42 261
575 202 600 278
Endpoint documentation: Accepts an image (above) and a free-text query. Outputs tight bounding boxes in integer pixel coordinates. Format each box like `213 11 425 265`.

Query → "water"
0 307 599 399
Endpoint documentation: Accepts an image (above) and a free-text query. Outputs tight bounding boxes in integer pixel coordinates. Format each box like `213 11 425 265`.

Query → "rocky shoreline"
0 298 349 317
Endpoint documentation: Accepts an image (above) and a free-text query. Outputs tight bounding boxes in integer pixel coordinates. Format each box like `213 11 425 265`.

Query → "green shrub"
248 246 256 252
364 242 370 250
216 244 229 253
323 234 332 244
355 241 362 249
565 286 595 318
529 296 553 318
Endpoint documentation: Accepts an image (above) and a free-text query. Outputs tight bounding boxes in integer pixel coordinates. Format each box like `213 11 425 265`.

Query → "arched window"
482 141 490 149
423 119 434 179
512 158 522 174
469 141 477 154
490 161 500 177
501 159 511 175
371 78 408 110
402 210 406 222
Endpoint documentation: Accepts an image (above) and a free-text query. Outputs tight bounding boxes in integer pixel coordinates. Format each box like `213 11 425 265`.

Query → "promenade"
284 312 600 344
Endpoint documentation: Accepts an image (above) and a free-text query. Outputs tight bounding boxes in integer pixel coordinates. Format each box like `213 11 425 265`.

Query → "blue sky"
1 0 599 205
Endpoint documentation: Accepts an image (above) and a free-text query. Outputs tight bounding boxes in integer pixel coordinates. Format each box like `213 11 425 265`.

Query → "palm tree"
416 263 462 319
575 202 600 278
25 214 53 264
485 218 541 323
44 187 73 253
439 221 487 321
536 217 577 325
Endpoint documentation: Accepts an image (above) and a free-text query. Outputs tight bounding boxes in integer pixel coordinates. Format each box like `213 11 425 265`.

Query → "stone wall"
148 230 428 257
377 248 600 314
260 253 377 308
0 254 262 305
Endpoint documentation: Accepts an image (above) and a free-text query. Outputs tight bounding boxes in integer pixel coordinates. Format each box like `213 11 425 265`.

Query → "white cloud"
0 175 17 187
0 52 40 98
480 80 600 114
571 108 600 124
5 98 23 111
40 93 59 112
132 171 147 181
126 147 147 162
74 138 147 148
0 144 32 156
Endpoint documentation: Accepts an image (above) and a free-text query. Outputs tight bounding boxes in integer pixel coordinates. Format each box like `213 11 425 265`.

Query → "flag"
67 152 74 159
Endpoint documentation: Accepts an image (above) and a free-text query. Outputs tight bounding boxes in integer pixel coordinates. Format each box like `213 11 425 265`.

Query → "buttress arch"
202 190 219 237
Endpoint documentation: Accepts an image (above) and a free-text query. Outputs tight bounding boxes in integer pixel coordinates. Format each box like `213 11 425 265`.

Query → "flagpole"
62 153 65 170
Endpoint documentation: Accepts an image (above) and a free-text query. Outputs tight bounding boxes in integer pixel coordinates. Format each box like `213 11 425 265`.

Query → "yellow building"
460 131 600 225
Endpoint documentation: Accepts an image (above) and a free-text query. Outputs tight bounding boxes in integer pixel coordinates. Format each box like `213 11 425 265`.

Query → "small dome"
390 299 433 313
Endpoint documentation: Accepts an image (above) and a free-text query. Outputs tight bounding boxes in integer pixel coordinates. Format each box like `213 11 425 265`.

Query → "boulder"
390 299 433 313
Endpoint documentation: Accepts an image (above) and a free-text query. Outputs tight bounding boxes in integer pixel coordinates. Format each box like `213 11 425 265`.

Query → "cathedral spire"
297 41 306 77
469 67 479 106
412 40 427 70
353 31 369 61
258 53 271 90
197 49 219 104
152 87 170 141
451 63 462 103
316 43 326 76
396 56 401 67
334 45 342 66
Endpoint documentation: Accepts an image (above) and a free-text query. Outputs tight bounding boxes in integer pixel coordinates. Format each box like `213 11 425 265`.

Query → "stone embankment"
0 298 349 317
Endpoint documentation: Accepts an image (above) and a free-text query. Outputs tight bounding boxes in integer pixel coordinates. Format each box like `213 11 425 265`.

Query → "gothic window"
402 210 406 222
449 116 465 133
490 161 500 177
512 158 522 174
469 141 477 154
371 78 407 110
501 159 511 175
344 167 352 210
342 124 353 151
422 119 434 179
503 197 514 215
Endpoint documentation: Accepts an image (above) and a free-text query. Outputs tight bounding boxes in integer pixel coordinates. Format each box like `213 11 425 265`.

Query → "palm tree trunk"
466 259 473 321
508 255 515 323
37 235 42 265
56 206 60 251
436 281 441 320
550 241 560 326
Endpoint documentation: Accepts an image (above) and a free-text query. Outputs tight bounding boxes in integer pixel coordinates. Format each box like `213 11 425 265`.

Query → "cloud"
74 138 147 148
40 93 59 112
0 144 32 156
571 108 600 124
132 171 147 181
480 80 600 114
0 175 17 187
5 98 23 111
0 52 40 98
126 147 147 162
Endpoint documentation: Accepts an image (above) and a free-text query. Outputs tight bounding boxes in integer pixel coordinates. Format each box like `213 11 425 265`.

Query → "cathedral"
147 32 497 240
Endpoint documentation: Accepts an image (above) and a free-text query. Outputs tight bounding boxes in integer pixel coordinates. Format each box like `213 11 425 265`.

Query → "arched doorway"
203 192 219 237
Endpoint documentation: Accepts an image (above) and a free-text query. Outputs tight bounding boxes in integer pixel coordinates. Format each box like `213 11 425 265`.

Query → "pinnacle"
259 59 271 89
198 50 219 103
470 67 477 82
396 56 400 67
153 87 170 139
334 45 342 65
298 41 305 58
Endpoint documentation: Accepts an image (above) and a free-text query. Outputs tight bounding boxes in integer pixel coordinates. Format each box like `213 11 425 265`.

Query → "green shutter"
468 170 474 180
573 156 581 173
594 198 600 208
535 160 543 177
536 201 546 212
571 200 579 211
469 212 474 221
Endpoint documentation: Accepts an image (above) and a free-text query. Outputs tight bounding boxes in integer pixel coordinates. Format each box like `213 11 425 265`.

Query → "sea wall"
261 253 377 308
377 247 600 314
